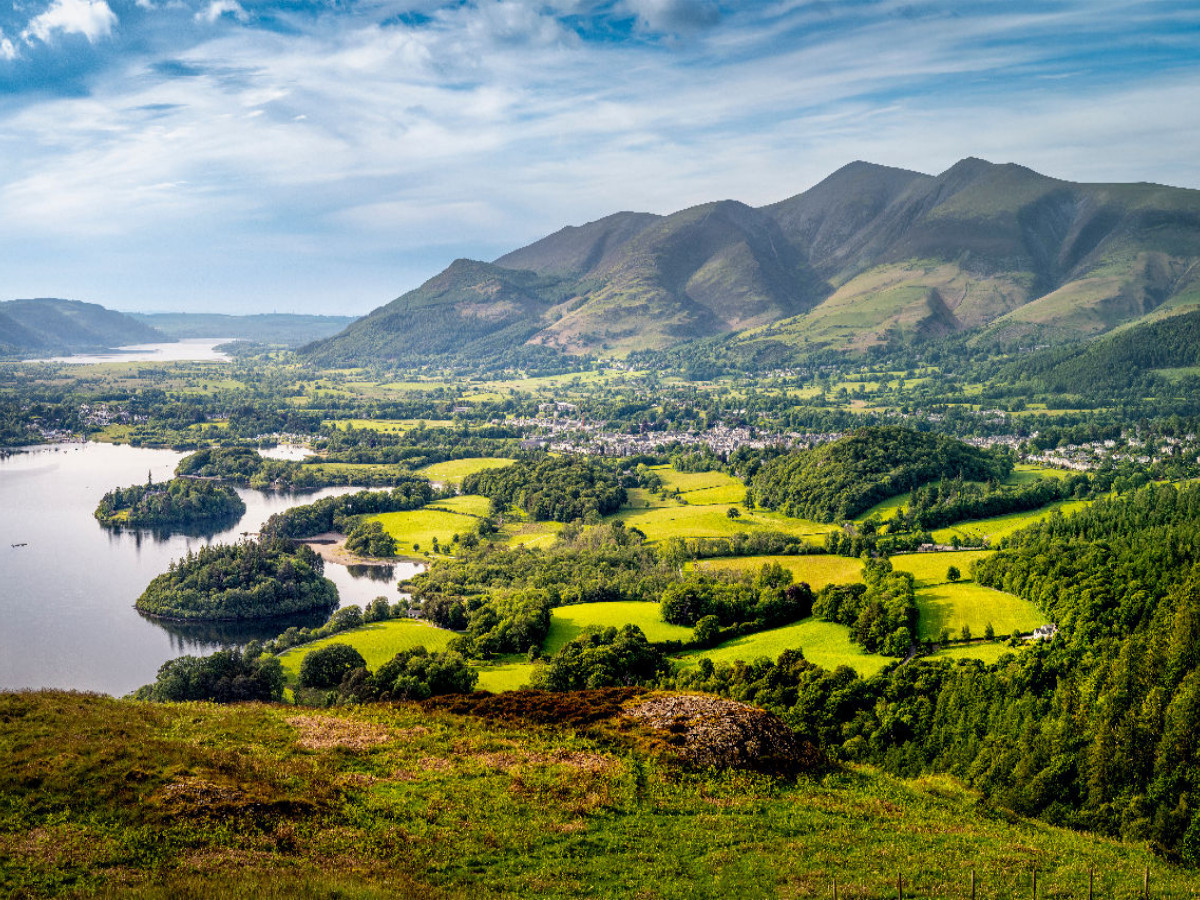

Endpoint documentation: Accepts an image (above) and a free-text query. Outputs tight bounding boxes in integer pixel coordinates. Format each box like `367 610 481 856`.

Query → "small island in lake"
136 538 338 621
94 476 246 529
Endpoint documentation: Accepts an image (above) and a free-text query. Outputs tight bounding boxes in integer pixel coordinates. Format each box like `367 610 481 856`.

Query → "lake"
0 442 423 696
36 338 238 364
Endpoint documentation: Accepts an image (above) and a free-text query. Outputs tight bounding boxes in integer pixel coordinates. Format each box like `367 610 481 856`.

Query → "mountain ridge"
0 298 167 357
304 159 1200 366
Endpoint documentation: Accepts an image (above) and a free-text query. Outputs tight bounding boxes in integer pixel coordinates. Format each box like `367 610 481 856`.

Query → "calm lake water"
37 338 237 364
0 442 423 696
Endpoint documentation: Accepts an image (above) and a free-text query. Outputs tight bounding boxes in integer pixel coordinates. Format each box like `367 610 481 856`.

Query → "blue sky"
1 0 1198 315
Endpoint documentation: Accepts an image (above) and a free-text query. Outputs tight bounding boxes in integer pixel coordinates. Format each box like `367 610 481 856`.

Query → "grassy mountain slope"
0 298 165 356
4 689 1196 899
308 159 1200 365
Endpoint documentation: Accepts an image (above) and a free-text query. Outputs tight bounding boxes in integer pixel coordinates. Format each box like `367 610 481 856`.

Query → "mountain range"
304 158 1200 366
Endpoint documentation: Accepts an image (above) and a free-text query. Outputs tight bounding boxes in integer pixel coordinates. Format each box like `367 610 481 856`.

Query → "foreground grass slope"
3 690 1197 899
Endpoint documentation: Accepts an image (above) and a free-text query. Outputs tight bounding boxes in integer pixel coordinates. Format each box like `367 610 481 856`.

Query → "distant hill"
0 298 165 357
131 313 356 347
304 159 1200 366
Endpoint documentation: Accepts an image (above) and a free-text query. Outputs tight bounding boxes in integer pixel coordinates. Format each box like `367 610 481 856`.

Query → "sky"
1 0 1198 315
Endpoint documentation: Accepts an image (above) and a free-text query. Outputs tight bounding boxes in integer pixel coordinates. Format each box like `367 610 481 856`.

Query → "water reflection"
345 563 397 581
149 608 337 655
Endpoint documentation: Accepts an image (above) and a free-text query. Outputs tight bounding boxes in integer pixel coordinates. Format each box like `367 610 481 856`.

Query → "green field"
373 500 487 550
676 619 892 678
417 457 515 484
855 492 911 522
890 552 1045 640
543 602 693 656
431 494 492 516
606 502 834 543
653 466 747 503
277 619 456 682
692 554 864 590
890 550 993 584
914 582 1045 641
931 641 1022 665
932 500 1091 545
475 656 536 692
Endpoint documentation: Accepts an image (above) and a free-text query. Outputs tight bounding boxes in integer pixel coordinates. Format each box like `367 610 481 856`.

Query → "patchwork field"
543 602 693 656
692 554 864 590
417 456 515 484
277 619 455 682
675 619 892 678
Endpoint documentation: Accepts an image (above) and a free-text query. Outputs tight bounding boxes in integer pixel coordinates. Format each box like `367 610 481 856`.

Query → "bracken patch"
286 714 395 750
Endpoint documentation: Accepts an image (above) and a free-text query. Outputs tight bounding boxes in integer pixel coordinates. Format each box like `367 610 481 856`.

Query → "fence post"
1088 867 1094 900
833 876 838 900
971 869 976 900
1144 865 1150 900
1032 869 1037 900
898 873 903 900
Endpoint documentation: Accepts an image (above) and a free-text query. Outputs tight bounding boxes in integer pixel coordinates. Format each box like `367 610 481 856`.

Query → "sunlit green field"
475 656 536 692
914 582 1045 641
675 619 892 677
932 500 1091 544
432 494 492 516
277 619 455 682
305 461 406 481
373 504 485 550
890 551 1045 640
931 642 1022 664
543 602 693 656
890 550 994 584
417 457 515 484
856 491 910 522
607 502 834 543
692 554 864 590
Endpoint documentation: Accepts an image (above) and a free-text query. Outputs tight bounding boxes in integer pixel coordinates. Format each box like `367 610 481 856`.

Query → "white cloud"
22 0 118 45
0 29 17 59
195 0 247 24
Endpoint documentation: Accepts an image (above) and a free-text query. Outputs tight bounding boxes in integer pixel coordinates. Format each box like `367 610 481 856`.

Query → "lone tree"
726 507 741 519
946 565 961 582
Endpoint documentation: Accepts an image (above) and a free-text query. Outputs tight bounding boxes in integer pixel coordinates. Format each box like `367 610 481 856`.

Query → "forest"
94 476 245 529
135 538 338 621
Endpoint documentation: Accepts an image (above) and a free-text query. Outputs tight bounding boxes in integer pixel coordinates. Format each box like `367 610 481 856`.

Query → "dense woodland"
750 426 1012 522
462 455 628 522
94 476 245 529
135 539 337 621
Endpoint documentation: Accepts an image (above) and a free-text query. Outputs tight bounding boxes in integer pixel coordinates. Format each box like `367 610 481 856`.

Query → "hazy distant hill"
305 159 1200 366
0 299 165 357
132 313 356 347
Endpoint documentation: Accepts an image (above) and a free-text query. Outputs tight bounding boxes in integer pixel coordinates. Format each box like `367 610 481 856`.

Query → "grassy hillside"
5 690 1196 898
